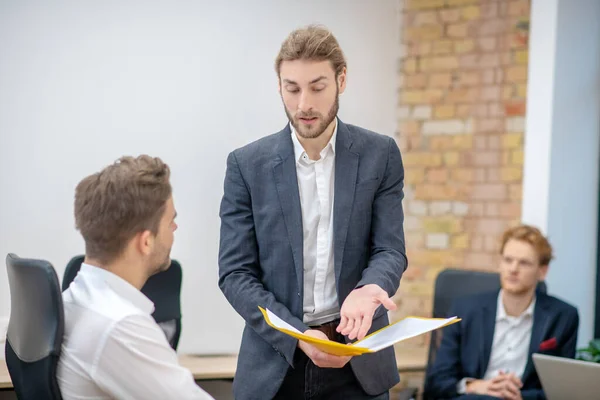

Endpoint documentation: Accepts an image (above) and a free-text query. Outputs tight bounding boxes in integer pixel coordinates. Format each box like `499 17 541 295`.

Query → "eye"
286 87 299 94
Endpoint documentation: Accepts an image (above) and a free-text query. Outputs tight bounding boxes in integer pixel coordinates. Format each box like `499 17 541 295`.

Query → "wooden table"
0 348 426 390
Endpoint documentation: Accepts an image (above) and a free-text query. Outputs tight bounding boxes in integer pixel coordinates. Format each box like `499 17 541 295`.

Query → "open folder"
259 306 460 356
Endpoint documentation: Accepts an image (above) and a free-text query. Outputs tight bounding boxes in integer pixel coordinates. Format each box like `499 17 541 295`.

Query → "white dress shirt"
457 290 535 393
57 263 213 400
291 119 339 325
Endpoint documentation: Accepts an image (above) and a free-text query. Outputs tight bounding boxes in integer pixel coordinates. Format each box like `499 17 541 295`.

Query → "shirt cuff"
456 377 475 394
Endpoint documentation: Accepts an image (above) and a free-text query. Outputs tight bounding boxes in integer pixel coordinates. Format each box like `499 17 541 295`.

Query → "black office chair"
414 268 547 400
61 255 183 350
4 253 64 400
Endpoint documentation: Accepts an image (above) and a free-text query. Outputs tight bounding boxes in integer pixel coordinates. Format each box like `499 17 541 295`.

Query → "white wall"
523 0 600 346
0 0 400 354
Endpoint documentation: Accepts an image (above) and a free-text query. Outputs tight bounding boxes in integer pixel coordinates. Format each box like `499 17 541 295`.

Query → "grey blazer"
218 119 408 400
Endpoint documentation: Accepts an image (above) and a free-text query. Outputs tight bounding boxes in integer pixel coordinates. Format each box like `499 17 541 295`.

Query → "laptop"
532 353 600 400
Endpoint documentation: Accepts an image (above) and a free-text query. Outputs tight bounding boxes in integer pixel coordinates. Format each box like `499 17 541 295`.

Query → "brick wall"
391 0 531 393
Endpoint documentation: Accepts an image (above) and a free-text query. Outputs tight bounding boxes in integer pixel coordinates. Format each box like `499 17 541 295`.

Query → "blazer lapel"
273 127 304 294
522 294 551 382
333 120 359 282
479 292 499 378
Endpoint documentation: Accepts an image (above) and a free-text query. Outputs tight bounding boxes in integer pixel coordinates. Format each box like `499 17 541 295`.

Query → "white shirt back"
57 263 212 399
291 120 339 325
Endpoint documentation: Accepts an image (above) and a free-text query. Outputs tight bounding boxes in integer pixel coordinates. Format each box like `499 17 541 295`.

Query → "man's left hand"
336 284 397 340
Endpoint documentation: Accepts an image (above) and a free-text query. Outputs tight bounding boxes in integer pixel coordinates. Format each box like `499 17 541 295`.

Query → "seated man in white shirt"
57 155 213 399
423 225 579 400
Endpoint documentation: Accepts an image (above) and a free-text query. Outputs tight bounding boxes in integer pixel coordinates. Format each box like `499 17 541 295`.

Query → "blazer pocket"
356 176 380 190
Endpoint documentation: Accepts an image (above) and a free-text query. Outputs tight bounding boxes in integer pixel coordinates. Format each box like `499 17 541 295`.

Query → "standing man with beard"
218 25 408 400
57 155 213 399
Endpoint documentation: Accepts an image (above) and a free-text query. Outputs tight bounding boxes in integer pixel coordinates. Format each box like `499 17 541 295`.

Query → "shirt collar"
80 263 155 314
496 289 536 321
290 117 338 164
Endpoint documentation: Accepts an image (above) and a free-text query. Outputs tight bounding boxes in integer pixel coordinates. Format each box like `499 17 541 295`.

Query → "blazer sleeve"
356 137 408 297
218 151 309 367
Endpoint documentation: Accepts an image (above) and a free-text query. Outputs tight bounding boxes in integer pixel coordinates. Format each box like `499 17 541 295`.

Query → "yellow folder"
259 306 460 357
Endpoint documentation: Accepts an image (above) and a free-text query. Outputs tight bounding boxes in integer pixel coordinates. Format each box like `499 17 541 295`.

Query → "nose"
298 91 313 113
508 260 519 273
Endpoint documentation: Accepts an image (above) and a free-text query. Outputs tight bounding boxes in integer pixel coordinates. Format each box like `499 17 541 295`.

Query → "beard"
284 88 339 140
149 246 172 276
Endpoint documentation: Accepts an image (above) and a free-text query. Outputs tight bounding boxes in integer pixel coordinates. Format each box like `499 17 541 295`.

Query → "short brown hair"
275 24 347 78
74 155 172 264
500 224 553 265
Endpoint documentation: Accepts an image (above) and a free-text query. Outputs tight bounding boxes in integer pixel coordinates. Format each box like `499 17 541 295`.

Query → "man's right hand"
466 372 523 399
297 329 352 369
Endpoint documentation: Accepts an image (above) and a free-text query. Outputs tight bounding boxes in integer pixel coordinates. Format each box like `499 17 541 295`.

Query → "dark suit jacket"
218 119 408 399
424 290 579 400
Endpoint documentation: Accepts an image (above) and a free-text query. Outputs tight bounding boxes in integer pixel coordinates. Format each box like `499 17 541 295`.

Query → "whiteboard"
0 0 400 354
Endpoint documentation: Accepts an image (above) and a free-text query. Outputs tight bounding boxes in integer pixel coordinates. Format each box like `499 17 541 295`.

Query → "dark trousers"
273 323 389 400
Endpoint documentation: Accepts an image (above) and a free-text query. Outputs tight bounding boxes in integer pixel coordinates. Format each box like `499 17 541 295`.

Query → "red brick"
505 101 526 116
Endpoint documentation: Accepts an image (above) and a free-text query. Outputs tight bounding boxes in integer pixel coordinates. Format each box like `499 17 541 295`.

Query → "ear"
337 67 347 95
277 77 282 95
138 230 154 256
538 264 549 281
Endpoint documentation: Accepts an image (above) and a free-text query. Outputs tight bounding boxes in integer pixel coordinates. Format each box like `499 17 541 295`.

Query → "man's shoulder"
343 122 394 149
230 129 286 161
539 292 579 316
63 281 151 327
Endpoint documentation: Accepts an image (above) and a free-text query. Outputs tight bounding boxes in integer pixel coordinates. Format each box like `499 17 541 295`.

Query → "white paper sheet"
265 307 458 353
354 316 458 351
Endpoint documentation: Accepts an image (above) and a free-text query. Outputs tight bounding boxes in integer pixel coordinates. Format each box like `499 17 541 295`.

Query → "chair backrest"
5 253 64 400
61 255 183 350
426 268 547 369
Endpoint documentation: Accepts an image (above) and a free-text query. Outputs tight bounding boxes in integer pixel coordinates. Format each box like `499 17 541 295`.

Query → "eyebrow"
282 76 328 85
